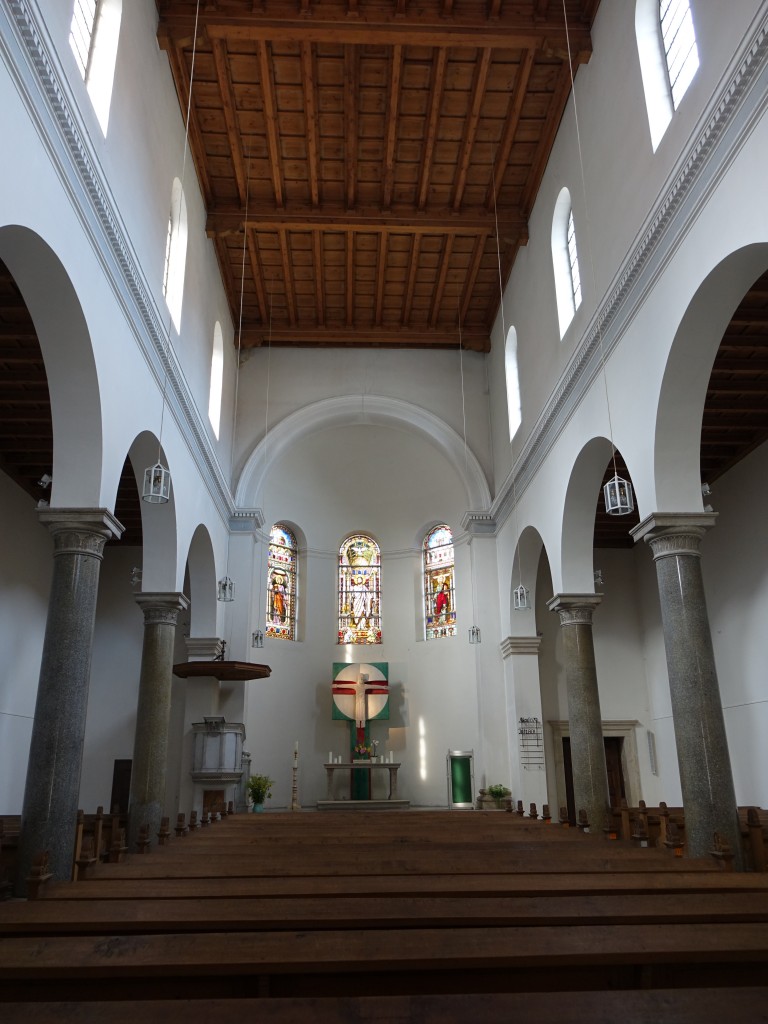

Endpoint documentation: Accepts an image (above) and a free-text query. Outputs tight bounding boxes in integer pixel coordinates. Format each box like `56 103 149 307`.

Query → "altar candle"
328 751 333 764
389 750 394 763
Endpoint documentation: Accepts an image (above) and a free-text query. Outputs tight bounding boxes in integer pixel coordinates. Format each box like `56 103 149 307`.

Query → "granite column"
633 513 742 866
17 509 123 893
128 592 189 848
547 594 610 833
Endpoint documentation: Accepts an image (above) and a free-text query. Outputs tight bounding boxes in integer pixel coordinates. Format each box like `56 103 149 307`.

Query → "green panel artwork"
449 753 473 807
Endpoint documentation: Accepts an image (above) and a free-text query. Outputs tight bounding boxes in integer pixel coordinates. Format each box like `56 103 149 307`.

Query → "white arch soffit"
235 395 492 512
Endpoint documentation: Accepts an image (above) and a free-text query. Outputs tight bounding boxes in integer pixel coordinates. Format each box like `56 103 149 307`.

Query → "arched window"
551 187 581 338
636 0 699 150
266 524 297 641
208 321 224 439
68 0 122 134
163 178 188 332
423 525 456 640
505 327 522 441
338 535 382 645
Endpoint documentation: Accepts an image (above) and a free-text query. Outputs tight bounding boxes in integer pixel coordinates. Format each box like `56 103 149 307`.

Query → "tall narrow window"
338 535 382 645
566 209 582 310
163 178 188 332
266 524 297 641
636 0 698 150
552 187 580 338
69 0 122 134
423 525 456 640
208 322 224 439
505 327 522 441
660 0 699 109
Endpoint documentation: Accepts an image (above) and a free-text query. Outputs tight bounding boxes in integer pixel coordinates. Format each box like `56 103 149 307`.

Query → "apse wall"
242 421 500 809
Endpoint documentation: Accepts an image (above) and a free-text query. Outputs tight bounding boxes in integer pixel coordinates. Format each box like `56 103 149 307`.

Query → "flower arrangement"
487 784 511 806
353 743 372 758
247 774 275 804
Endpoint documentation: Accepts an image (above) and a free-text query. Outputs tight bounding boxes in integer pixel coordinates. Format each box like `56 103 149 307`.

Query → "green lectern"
447 749 474 809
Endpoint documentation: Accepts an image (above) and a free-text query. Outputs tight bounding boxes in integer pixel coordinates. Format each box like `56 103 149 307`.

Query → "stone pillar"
17 509 123 892
632 513 742 866
128 592 189 849
546 595 609 833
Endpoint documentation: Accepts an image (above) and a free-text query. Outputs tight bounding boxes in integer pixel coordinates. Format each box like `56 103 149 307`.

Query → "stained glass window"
266 524 297 641
424 525 457 640
338 535 382 645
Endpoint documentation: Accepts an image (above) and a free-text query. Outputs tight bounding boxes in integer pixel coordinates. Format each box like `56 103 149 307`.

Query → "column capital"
38 507 124 557
500 635 542 658
135 592 190 627
631 512 717 560
547 593 601 626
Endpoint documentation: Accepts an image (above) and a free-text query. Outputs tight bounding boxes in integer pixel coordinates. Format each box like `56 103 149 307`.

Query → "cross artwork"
332 662 389 799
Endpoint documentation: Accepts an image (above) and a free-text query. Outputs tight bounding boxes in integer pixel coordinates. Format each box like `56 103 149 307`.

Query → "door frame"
548 720 642 815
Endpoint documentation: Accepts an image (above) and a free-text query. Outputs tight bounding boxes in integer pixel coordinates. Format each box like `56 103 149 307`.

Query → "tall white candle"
294 740 299 755
328 751 333 764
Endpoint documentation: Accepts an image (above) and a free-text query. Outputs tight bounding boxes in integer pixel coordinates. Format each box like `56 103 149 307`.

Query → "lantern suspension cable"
457 291 481 643
218 145 252 604
561 1 634 517
142 0 202 505
491 154 529 610
252 279 274 645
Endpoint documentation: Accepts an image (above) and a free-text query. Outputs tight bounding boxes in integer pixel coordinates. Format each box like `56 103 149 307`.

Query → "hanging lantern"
142 461 171 504
217 576 235 602
468 625 482 644
251 629 264 649
513 584 530 610
603 474 635 516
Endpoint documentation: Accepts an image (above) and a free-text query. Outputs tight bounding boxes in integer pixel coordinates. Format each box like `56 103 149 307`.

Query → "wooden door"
562 735 626 825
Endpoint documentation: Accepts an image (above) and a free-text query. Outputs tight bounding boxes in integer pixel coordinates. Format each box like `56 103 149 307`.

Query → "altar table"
324 761 401 801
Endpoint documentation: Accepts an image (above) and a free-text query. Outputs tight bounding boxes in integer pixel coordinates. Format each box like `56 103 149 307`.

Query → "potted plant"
247 774 274 813
487 783 511 809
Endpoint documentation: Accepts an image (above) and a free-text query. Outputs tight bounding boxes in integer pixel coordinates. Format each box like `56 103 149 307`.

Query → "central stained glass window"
338 535 382 645
424 524 456 639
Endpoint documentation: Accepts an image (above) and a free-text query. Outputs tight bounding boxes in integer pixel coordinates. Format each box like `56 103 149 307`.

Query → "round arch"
185 523 217 636
654 243 768 511
235 395 491 513
0 225 103 507
127 432 179 592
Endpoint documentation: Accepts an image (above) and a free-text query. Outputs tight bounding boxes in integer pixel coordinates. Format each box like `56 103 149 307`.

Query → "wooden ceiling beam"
382 45 404 211
159 12 594 54
164 41 212 205
452 48 492 212
300 41 320 208
278 229 297 326
403 235 421 325
430 236 454 327
345 45 358 210
706 380 768 394
256 39 284 208
313 233 325 325
346 235 354 327
0 345 44 361
239 325 490 350
375 233 388 326
486 47 535 210
211 38 248 206
460 234 487 326
417 48 447 211
207 204 527 236
245 228 269 325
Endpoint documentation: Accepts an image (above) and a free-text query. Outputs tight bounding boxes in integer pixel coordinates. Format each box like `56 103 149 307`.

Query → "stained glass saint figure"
424 524 457 639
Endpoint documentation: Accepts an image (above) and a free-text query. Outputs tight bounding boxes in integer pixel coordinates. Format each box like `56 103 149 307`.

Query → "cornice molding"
491 7 768 532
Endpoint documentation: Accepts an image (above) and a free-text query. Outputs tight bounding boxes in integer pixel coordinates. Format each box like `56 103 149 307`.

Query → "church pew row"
3 891 768 935
4 990 768 1024
1 922 768 1000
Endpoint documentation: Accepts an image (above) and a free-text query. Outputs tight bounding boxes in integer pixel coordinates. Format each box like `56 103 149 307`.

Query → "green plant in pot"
247 774 274 812
487 783 511 809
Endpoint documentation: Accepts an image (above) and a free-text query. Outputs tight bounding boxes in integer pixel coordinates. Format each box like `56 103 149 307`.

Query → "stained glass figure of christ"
338 535 381 645
332 662 389 799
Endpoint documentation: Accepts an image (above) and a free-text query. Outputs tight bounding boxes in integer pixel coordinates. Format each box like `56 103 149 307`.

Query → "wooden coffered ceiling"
156 0 600 351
